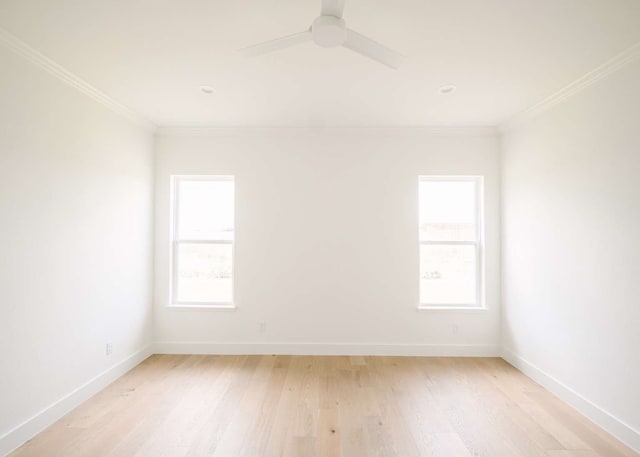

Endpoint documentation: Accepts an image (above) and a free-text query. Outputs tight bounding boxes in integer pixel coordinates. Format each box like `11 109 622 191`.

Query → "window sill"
416 305 487 313
167 303 237 310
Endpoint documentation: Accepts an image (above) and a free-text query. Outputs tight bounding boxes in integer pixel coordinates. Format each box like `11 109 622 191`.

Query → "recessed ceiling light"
439 84 457 95
200 85 214 94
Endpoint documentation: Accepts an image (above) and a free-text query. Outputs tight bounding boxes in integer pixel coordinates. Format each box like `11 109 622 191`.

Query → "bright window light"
171 176 234 306
419 176 483 308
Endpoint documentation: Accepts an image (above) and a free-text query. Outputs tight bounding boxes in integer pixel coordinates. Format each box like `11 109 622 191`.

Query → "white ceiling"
1 0 639 127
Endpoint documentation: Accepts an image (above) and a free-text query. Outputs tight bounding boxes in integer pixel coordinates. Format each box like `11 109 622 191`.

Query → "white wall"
501 60 640 449
154 128 501 354
0 46 154 453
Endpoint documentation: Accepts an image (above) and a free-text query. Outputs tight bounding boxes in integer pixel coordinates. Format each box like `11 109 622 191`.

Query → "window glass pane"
419 180 476 241
420 244 476 305
176 243 232 303
177 179 234 240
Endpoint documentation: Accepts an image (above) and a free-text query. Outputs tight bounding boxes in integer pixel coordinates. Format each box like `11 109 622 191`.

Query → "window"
418 176 483 308
171 176 234 306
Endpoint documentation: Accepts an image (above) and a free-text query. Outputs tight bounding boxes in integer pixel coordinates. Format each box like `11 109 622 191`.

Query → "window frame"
169 175 236 309
417 175 485 310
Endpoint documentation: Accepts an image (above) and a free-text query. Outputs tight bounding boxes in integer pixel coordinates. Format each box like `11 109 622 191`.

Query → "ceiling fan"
239 0 404 69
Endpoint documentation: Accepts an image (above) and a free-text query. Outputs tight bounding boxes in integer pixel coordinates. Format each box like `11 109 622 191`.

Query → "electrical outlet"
452 324 459 334
106 342 113 356
259 322 267 333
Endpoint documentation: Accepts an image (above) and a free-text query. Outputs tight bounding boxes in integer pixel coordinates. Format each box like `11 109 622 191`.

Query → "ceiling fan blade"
343 29 404 69
239 30 311 57
321 0 345 18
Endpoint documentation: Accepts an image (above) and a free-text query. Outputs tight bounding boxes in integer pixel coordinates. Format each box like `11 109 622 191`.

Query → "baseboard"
501 347 640 453
0 345 153 457
154 341 500 357
4 344 636 455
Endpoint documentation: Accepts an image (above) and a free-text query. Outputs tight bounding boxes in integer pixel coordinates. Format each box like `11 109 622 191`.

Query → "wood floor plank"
7 356 638 457
527 389 638 457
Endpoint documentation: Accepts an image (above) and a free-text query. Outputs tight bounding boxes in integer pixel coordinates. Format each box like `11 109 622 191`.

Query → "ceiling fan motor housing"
312 15 347 47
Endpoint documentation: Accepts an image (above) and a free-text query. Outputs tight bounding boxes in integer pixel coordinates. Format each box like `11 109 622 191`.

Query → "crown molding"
0 27 155 132
155 125 499 137
501 41 640 132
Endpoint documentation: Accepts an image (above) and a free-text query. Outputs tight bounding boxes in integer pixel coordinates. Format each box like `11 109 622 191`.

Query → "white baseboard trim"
0 345 153 457
154 341 500 357
4 344 636 455
501 347 640 453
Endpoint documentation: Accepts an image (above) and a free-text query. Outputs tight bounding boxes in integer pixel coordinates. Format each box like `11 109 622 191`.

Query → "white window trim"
417 175 485 311
169 175 236 309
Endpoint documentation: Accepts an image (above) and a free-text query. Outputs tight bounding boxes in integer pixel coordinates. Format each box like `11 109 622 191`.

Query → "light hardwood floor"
9 355 638 457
